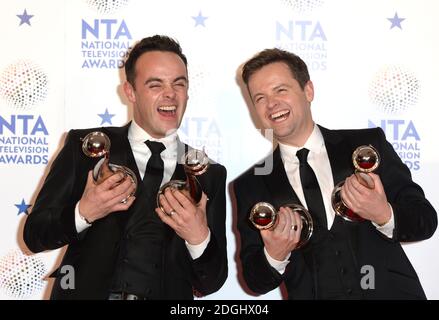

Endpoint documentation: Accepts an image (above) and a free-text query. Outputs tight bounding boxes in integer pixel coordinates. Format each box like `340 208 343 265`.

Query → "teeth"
270 110 289 120
158 105 176 112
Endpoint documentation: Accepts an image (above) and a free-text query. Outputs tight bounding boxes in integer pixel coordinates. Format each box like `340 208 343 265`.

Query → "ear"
123 81 136 104
304 80 314 103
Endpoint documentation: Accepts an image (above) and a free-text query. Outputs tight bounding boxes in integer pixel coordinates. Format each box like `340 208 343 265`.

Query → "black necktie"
143 141 165 199
296 148 327 229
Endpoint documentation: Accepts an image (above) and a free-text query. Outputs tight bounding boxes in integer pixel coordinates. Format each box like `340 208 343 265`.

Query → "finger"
164 189 185 212
111 195 136 212
368 173 384 192
100 172 125 190
340 185 354 210
356 172 375 189
157 194 174 215
197 192 208 210
278 207 292 234
155 207 179 229
109 177 135 197
85 170 96 187
171 189 193 209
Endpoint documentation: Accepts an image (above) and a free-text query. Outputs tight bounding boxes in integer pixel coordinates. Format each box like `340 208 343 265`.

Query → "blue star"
192 11 208 27
387 12 405 29
15 199 31 215
17 9 34 26
98 108 116 125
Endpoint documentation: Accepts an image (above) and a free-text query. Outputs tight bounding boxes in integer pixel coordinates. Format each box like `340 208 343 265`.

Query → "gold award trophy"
331 144 380 222
81 131 137 202
249 202 313 249
157 148 209 215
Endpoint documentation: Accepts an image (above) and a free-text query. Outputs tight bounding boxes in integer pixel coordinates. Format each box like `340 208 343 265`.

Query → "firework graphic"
0 250 47 299
0 60 48 110
85 0 129 14
369 65 420 115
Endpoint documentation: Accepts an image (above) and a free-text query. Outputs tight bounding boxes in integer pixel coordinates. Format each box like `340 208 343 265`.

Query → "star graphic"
17 9 34 26
387 12 405 29
98 108 116 125
192 11 208 27
15 199 31 215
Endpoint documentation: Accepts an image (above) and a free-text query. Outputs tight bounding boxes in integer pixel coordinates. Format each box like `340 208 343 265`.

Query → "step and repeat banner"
0 0 438 299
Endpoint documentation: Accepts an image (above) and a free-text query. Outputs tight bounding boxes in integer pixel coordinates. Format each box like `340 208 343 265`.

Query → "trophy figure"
331 144 380 222
249 202 313 249
157 148 209 215
81 131 137 202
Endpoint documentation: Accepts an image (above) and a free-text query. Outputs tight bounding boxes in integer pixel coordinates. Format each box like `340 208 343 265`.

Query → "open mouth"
269 110 290 122
157 105 177 117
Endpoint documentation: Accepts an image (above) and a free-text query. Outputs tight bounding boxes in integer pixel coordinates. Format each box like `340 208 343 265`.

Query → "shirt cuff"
75 202 92 233
372 203 395 239
185 229 211 260
264 247 291 274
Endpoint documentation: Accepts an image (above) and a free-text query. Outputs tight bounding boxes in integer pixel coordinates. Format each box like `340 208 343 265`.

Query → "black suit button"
335 250 340 256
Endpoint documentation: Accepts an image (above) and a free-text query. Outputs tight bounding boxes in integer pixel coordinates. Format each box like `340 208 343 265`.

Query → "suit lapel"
103 123 142 196
319 125 361 257
318 125 353 186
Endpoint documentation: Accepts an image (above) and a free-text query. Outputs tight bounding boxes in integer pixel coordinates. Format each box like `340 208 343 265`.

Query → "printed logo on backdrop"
368 65 421 171
82 0 132 69
0 250 46 299
276 0 327 71
0 61 49 165
179 116 223 165
180 65 223 164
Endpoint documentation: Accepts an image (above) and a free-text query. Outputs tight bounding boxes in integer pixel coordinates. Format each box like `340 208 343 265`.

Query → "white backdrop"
0 0 438 299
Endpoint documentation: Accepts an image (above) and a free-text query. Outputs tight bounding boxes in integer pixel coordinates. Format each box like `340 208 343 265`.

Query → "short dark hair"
124 35 187 86
242 48 310 90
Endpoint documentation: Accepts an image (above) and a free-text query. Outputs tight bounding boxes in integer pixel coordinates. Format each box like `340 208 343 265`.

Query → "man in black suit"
23 35 227 299
234 48 437 299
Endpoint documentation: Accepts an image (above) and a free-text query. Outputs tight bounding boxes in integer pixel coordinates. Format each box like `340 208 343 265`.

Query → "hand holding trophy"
249 202 313 249
331 145 380 222
157 148 209 214
81 131 137 203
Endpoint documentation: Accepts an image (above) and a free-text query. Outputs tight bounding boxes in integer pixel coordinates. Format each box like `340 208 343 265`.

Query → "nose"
266 96 278 109
163 85 176 99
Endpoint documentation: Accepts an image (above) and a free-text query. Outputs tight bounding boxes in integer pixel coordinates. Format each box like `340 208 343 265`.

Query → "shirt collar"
279 123 325 162
128 120 178 154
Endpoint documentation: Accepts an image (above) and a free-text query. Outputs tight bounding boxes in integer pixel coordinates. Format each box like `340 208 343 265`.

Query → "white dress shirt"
265 124 395 273
75 120 210 259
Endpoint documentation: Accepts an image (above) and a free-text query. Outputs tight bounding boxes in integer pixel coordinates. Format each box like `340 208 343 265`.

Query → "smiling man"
23 35 228 300
233 48 436 299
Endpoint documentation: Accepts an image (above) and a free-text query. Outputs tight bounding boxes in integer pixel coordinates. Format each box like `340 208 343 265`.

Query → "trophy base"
93 158 137 201
156 178 202 215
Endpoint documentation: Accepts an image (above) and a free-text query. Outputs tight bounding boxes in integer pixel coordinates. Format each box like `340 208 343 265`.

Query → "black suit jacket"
234 126 437 299
23 123 228 299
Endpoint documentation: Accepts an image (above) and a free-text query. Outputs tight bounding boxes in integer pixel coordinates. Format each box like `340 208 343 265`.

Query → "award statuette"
157 148 209 215
331 144 380 222
81 131 137 202
249 202 313 249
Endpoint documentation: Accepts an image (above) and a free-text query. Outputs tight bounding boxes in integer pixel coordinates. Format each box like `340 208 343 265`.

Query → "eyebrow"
252 83 288 100
144 76 188 85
